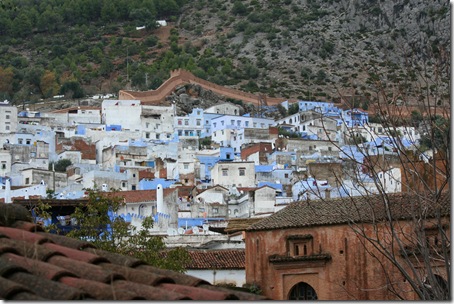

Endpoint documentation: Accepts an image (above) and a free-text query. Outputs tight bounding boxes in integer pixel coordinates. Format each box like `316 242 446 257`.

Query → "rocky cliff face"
178 0 450 104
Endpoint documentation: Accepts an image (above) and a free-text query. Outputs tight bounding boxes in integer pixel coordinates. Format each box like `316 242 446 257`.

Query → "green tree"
67 188 190 272
288 102 299 115
50 158 72 172
11 12 33 37
60 80 84 98
231 0 249 15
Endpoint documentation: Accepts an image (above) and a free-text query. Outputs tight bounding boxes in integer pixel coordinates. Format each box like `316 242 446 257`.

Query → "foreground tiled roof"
0 203 267 300
186 250 245 269
247 192 450 231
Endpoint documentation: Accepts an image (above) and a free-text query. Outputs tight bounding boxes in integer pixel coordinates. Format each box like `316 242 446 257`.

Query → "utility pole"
145 73 148 88
52 162 55 192
126 46 129 83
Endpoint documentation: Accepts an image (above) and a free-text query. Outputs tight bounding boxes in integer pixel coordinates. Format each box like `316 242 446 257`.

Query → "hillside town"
0 81 449 300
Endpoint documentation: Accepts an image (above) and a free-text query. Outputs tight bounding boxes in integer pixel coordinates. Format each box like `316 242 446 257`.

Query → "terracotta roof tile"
0 203 266 300
247 192 451 231
158 283 236 300
107 188 177 203
0 276 46 300
186 250 245 269
200 284 268 300
47 255 125 283
58 276 144 300
98 262 174 285
224 218 264 234
2 252 75 281
112 280 190 300
6 270 88 300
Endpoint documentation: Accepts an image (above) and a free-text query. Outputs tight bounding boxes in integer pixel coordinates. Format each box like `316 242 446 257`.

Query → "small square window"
239 168 245 176
222 169 228 176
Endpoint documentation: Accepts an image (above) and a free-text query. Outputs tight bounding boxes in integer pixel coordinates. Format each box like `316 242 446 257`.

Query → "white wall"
0 104 18 133
211 162 255 188
186 269 245 287
102 100 142 131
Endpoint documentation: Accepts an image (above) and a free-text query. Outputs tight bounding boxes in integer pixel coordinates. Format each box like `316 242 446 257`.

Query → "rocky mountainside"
176 0 450 104
0 0 449 111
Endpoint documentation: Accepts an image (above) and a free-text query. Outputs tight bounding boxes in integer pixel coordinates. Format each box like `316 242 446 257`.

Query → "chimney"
157 184 164 214
325 188 331 199
5 178 11 203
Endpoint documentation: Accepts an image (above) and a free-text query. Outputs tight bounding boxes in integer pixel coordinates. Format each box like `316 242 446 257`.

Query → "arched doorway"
288 282 318 300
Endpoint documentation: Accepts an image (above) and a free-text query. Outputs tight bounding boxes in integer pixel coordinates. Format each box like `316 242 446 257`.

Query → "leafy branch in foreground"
67 188 190 272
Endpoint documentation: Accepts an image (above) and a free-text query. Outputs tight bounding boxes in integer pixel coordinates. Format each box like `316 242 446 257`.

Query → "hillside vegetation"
0 0 450 109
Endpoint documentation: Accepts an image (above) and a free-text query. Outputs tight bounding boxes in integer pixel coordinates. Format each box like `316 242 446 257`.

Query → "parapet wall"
119 69 295 106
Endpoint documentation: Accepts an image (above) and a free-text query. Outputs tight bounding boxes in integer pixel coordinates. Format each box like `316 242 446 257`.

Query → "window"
184 120 189 125
145 133 150 139
245 121 249 127
178 120 182 125
18 139 23 144
222 169 228 176
239 168 245 176
146 123 150 128
288 235 313 257
5 114 9 119
212 208 218 214
122 182 126 187
26 139 31 145
132 174 136 177
226 153 231 160
196 119 201 126
131 185 136 190
156 134 159 139
1 162 6 169
231 120 234 125
184 163 189 169
284 173 289 178
25 178 30 184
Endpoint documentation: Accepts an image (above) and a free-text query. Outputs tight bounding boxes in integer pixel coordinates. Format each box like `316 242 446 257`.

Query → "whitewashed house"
141 104 175 141
0 101 18 134
211 161 256 188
